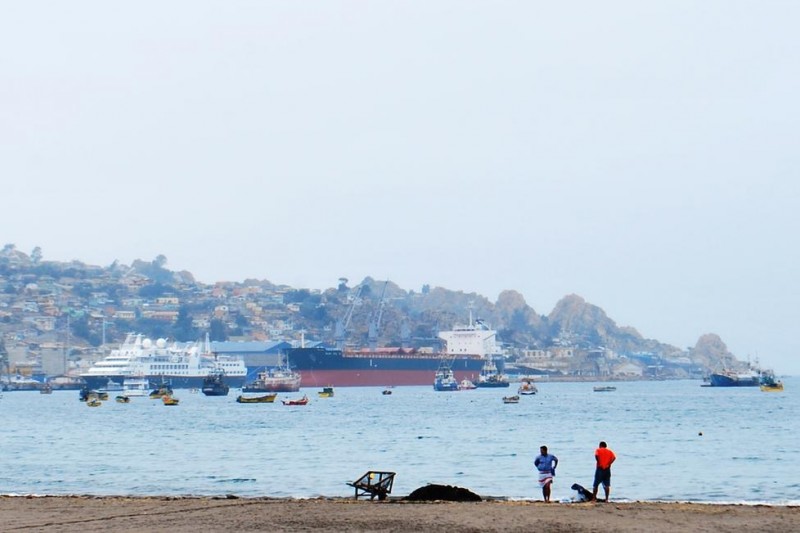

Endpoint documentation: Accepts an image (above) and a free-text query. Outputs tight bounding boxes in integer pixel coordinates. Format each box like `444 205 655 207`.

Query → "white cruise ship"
81 333 247 390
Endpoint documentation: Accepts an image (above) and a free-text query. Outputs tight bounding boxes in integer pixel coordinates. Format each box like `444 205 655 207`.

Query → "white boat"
122 376 150 397
518 377 538 395
459 379 477 390
81 333 247 390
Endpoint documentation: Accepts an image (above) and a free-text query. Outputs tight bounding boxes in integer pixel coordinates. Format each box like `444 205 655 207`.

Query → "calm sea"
1 379 798 504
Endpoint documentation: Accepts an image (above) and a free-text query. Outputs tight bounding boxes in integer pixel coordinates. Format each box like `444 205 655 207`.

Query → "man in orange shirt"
592 441 616 502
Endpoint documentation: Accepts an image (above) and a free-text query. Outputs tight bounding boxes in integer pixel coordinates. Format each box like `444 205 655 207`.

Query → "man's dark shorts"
593 467 611 488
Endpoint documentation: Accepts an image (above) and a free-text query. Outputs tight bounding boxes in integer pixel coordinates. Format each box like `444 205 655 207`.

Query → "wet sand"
1 496 798 532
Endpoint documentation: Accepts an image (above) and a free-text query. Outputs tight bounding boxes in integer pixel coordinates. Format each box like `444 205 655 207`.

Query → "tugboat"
201 370 230 396
475 358 510 388
433 359 459 391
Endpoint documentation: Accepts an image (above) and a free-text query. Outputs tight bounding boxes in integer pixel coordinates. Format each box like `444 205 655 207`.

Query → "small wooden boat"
86 398 102 407
502 395 520 404
459 379 477 390
162 395 180 406
318 386 334 398
593 386 617 392
115 395 130 403
236 393 278 404
282 394 309 406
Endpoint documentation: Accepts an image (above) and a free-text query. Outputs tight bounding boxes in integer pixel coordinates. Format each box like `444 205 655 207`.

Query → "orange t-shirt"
595 447 616 469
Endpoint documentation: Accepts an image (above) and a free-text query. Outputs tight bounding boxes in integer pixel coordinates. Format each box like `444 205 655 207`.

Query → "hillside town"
0 245 744 389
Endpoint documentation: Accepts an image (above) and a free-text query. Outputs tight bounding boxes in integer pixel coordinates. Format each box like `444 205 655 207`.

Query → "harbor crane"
334 284 363 350
368 281 389 351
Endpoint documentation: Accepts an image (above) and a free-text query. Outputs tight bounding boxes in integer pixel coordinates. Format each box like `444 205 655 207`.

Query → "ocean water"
1 379 798 504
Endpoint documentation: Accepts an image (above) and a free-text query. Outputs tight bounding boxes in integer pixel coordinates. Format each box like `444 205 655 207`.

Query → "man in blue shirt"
534 445 558 502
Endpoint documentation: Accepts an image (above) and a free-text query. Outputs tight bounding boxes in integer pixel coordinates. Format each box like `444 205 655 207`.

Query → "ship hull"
287 347 488 387
242 382 300 393
82 374 246 390
708 373 760 387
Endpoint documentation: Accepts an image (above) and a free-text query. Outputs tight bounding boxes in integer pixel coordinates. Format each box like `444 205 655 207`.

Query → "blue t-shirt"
535 453 558 473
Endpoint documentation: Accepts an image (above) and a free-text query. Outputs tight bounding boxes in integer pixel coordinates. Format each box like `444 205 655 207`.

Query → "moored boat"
122 376 150 397
433 361 459 392
708 368 760 387
86 398 102 407
162 395 180 406
282 394 309 406
201 370 230 396
518 377 537 395
760 371 784 392
317 386 334 398
459 379 477 390
593 386 617 392
475 359 510 388
236 393 278 403
149 382 173 399
502 395 520 404
115 395 130 403
242 361 301 393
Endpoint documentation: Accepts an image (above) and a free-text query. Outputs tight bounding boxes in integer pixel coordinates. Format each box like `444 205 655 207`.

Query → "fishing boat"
502 395 520 404
81 333 247 390
517 377 538 395
475 358 510 388
760 371 784 392
115 395 130 403
149 382 173 399
707 365 761 387
382 389 393 395
201 370 230 396
162 395 180 406
317 386 334 398
593 386 617 392
86 398 102 407
39 382 53 394
242 358 301 393
282 394 309 406
433 360 459 392
236 393 278 403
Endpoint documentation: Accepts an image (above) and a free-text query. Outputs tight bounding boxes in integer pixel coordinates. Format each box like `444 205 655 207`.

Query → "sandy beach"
1 496 797 532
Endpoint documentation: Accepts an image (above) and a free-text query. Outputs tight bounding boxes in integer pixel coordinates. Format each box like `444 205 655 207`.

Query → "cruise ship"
81 333 247 390
286 313 505 387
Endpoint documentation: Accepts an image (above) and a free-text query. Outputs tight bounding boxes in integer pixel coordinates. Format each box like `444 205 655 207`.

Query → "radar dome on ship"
156 338 167 348
142 338 153 349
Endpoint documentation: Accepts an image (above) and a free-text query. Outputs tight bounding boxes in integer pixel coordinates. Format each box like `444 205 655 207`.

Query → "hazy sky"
2 2 798 373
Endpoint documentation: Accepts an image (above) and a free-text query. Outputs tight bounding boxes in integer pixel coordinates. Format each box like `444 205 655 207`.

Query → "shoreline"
1 496 798 532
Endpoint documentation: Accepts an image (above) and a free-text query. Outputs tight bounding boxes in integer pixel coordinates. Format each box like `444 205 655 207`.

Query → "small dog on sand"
571 483 595 502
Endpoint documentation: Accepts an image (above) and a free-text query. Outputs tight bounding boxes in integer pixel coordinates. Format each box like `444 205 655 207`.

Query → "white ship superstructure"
81 333 247 389
437 311 505 358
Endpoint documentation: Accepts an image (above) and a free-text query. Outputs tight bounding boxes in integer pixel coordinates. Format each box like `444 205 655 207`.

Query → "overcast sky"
2 2 798 373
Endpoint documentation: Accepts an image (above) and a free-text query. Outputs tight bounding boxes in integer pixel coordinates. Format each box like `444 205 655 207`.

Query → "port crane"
368 281 389 351
334 284 363 350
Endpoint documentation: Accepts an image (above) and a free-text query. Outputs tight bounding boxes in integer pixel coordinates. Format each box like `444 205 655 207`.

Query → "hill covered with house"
0 244 747 381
